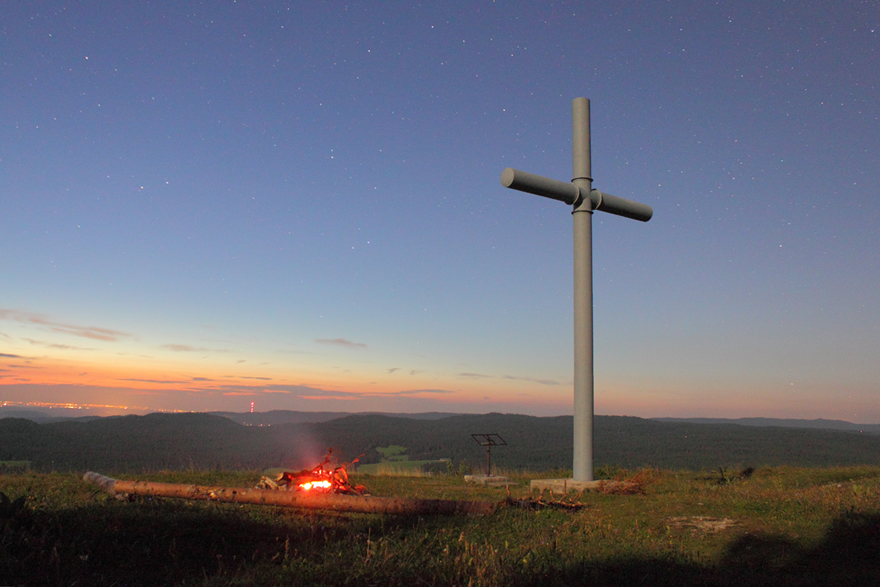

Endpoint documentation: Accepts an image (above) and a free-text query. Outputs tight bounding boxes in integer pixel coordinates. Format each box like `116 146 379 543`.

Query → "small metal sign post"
470 433 507 477
500 98 652 482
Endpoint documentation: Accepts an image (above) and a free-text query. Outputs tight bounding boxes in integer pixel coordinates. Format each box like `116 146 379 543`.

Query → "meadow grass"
374 445 409 460
356 460 441 476
359 444 449 475
3 466 880 586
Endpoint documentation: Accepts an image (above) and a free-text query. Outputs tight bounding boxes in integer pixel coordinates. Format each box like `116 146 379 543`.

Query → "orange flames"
275 450 366 496
298 480 332 491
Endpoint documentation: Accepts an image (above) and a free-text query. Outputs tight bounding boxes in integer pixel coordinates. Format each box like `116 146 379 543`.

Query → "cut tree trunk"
83 472 495 515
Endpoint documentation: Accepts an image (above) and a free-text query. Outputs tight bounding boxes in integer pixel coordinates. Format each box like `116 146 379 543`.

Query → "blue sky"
1 1 878 420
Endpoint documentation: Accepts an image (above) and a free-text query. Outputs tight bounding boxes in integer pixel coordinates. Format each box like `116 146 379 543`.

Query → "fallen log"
83 472 495 516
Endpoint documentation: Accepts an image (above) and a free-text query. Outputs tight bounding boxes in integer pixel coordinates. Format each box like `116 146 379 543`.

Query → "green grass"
375 445 408 460
361 444 448 475
357 460 441 475
3 466 880 586
0 461 30 472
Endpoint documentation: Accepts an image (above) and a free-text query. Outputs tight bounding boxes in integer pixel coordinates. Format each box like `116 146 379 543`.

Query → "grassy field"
356 460 445 475
357 444 449 475
2 466 880 586
0 461 30 473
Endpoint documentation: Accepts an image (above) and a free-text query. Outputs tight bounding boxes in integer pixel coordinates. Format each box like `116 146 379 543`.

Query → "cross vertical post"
571 97 594 481
500 98 652 483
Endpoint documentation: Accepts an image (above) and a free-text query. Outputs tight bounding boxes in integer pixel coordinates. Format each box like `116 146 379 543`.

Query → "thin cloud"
316 338 367 349
387 367 400 374
503 375 560 386
455 371 559 385
49 324 127 341
161 344 219 352
0 309 130 342
162 344 201 352
206 383 353 398
267 385 363 398
23 338 95 351
385 389 454 396
0 353 23 359
118 378 192 385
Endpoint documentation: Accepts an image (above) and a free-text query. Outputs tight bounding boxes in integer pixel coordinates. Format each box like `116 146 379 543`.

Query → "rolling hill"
4 411 880 474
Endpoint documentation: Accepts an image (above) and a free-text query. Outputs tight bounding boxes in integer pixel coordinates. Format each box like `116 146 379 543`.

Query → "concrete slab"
464 475 513 487
529 478 603 494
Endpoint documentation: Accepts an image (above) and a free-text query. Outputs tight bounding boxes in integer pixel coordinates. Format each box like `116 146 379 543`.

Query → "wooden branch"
83 472 495 516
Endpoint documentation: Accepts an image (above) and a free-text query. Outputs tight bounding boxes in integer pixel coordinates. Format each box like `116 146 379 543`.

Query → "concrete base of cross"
529 478 603 494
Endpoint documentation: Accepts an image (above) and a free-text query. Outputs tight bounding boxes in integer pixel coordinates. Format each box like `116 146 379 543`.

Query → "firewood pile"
257 451 367 496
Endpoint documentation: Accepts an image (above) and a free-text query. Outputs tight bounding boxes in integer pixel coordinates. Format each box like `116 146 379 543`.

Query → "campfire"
259 450 367 496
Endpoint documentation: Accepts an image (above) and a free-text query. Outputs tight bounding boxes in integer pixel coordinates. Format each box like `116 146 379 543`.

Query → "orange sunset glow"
2 1 879 424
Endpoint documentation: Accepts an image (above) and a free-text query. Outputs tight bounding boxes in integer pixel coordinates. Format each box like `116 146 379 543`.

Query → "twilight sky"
2 1 878 420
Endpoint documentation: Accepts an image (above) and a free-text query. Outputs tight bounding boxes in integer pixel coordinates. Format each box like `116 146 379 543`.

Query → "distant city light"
0 400 189 413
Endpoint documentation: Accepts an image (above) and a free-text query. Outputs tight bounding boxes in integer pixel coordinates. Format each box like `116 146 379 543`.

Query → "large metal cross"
500 97 653 482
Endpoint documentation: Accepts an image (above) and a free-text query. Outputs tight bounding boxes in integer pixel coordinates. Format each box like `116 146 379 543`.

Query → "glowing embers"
259 450 366 496
298 480 332 491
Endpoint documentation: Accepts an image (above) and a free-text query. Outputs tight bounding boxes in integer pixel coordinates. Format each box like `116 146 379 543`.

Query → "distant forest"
3 411 880 474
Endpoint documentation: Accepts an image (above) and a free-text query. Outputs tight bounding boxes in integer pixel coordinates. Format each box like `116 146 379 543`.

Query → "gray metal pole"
499 98 652 484
571 97 594 482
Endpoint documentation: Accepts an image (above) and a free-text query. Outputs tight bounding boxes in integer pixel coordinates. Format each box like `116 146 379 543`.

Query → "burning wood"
258 451 366 496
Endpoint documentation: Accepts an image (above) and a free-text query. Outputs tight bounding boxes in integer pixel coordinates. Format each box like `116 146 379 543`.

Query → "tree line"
3 412 880 474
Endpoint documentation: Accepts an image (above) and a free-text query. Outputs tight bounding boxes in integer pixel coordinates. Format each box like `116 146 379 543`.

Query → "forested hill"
655 417 880 435
4 412 880 474
0 413 282 472
208 409 460 426
313 413 880 472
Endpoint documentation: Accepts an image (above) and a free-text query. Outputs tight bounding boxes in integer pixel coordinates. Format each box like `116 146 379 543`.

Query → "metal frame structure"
470 433 507 477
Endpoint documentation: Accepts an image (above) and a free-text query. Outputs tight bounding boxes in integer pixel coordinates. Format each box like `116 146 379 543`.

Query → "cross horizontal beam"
500 167 653 222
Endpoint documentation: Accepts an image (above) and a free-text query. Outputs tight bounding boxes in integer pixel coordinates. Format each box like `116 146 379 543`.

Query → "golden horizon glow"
4 336 877 422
